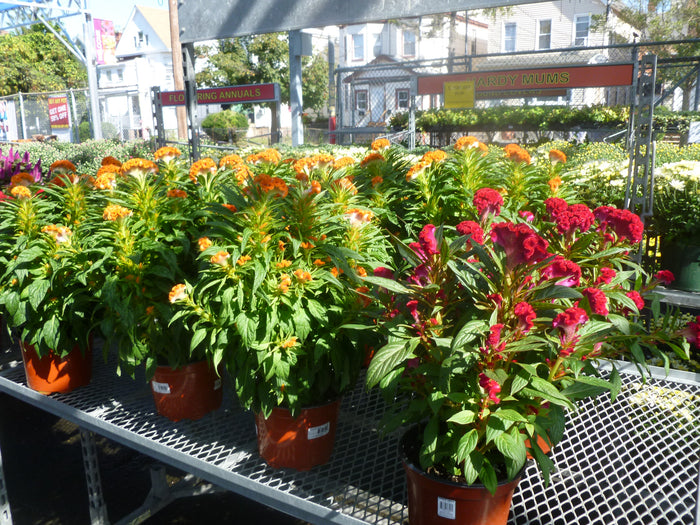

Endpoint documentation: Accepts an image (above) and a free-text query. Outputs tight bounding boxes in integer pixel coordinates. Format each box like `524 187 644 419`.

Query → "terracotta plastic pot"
254 399 341 470
21 341 93 395
525 433 552 459
150 360 223 422
401 427 523 525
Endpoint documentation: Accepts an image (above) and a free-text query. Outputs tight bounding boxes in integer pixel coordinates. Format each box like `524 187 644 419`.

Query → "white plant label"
307 422 330 440
151 381 171 394
437 497 456 519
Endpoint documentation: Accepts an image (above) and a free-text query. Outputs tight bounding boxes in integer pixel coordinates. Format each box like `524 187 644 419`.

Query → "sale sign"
48 95 70 129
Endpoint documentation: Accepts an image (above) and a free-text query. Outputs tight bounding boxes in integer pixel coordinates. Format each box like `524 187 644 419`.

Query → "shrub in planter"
201 110 249 143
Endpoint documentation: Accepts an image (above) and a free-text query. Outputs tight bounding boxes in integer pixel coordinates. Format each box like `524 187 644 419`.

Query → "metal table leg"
0 440 12 525
80 429 110 525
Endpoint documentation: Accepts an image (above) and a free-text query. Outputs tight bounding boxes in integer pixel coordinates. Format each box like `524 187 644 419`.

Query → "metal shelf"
0 346 699 525
655 287 700 309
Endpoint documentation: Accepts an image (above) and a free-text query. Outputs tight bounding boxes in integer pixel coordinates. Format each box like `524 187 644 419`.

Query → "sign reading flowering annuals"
160 84 278 106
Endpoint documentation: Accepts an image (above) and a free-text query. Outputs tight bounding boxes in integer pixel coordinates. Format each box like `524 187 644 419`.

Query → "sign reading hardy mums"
48 95 70 129
418 64 634 96
160 84 278 106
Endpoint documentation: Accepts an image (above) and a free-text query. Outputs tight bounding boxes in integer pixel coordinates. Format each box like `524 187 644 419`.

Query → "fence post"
69 89 79 143
151 87 165 149
182 43 200 162
18 93 26 140
409 76 417 150
695 69 700 112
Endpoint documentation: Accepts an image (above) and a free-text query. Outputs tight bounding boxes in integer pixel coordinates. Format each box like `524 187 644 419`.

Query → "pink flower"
626 290 645 312
479 373 501 404
519 210 535 222
487 293 503 307
654 270 675 286
583 287 609 316
418 224 440 255
542 255 581 287
408 264 430 286
514 302 536 333
595 267 617 285
406 300 420 323
456 220 484 245
473 188 503 218
682 315 700 349
373 266 395 280
553 307 589 355
491 222 550 269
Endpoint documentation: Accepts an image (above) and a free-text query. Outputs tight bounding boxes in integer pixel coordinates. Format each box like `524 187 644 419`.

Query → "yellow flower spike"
197 237 212 251
371 138 390 151
188 158 217 183
103 204 132 221
10 185 31 199
279 336 298 349
168 283 187 303
154 146 182 162
210 251 230 266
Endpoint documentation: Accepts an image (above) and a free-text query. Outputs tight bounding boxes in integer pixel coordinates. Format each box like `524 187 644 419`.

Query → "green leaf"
366 338 418 388
495 432 526 479
608 365 622 402
493 409 528 423
361 275 411 294
447 409 476 425
25 279 50 311
42 316 60 349
190 328 208 351
451 320 486 351
456 429 478 464
560 376 612 400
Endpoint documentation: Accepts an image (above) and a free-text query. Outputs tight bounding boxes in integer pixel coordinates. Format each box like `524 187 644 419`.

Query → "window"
134 31 148 48
356 90 368 112
403 31 416 57
373 32 382 57
396 89 409 110
503 23 516 52
538 19 552 50
352 34 364 61
574 14 590 46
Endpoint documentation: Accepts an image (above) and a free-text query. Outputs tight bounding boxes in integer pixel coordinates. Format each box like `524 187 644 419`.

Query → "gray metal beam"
178 0 553 43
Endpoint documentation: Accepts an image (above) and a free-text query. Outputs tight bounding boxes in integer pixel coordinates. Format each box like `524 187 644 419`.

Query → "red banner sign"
418 64 634 95
160 84 278 106
48 95 70 129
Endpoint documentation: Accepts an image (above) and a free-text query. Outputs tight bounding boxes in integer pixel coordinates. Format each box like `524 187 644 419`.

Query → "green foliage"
201 110 249 143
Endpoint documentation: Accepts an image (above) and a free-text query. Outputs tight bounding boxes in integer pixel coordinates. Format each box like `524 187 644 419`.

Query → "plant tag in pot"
152 381 171 394
307 421 330 440
437 497 456 520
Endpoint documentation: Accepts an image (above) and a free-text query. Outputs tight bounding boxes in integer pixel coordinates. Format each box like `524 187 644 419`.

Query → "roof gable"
115 5 171 57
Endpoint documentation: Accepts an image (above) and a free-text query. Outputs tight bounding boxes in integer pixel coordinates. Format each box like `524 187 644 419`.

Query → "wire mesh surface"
0 344 698 525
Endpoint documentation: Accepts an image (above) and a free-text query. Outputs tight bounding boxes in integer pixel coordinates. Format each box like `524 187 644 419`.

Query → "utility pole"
169 0 187 140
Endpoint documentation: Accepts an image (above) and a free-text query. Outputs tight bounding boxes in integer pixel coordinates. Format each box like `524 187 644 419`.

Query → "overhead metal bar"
0 0 84 31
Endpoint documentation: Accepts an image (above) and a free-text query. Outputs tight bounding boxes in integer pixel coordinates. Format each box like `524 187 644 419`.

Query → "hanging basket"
401 426 523 525
21 340 93 395
150 360 223 422
254 399 341 470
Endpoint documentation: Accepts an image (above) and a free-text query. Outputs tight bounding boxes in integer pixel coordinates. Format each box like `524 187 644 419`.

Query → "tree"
196 32 329 113
616 0 700 109
0 24 87 95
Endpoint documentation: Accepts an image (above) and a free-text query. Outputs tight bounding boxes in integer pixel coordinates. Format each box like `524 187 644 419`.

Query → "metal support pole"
182 43 199 162
289 30 304 147
79 429 109 525
69 88 79 143
695 70 700 112
83 9 103 140
272 83 281 145
0 440 12 525
626 44 639 153
408 76 417 150
335 70 343 143
18 93 26 141
151 87 165 149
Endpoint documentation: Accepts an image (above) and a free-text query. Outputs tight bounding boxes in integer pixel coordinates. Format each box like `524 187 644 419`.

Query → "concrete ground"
0 393 306 525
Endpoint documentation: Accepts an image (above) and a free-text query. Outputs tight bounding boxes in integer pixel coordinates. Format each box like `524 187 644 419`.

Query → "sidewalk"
0 393 305 524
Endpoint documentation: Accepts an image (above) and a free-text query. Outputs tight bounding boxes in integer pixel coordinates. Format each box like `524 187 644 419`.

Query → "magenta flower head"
545 197 569 221
554 203 595 236
625 290 645 313
473 188 503 219
491 222 550 269
456 220 484 246
583 287 609 316
418 224 440 255
595 267 617 285
514 302 536 333
478 373 501 404
682 315 700 349
553 307 589 355
594 206 644 244
373 266 395 280
542 255 581 287
654 270 675 286
519 210 535 222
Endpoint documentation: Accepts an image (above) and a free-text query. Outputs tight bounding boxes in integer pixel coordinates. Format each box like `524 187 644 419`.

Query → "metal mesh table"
0 344 698 525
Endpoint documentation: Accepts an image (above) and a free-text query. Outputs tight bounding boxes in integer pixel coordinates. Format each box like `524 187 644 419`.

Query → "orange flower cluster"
345 208 374 227
406 161 430 181
548 176 562 193
103 204 132 221
50 160 77 173
222 203 237 213
454 136 488 155
121 158 158 177
246 148 282 165
189 158 217 183
276 260 292 269
280 336 298 349
293 269 312 283
96 164 121 177
254 173 288 198
198 237 212 251
236 254 251 266
41 224 72 244
356 285 371 307
101 156 122 167
306 180 322 195
278 273 292 293
10 173 35 187
504 144 531 165
313 259 326 266
371 175 383 187
371 138 391 151
94 173 116 190
421 150 448 164
549 149 567 165
219 154 244 168
210 251 230 266
334 177 358 195
360 152 384 167
153 146 182 162
168 284 187 303
333 156 355 170
166 188 188 199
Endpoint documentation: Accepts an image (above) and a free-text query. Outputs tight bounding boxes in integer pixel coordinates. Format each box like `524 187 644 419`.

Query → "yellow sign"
444 81 475 109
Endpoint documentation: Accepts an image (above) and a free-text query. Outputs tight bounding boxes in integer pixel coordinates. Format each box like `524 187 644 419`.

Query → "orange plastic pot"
401 427 523 525
21 341 93 395
255 399 341 470
150 360 223 422
525 433 552 459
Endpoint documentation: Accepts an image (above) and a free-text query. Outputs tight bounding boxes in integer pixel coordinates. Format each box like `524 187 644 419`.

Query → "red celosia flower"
473 188 503 218
553 307 589 356
514 302 536 333
406 300 420 323
487 293 503 307
519 210 535 222
682 315 700 349
654 270 675 286
545 197 569 220
486 324 504 351
542 255 581 287
595 267 617 285
554 203 595 236
408 264 430 286
456 220 484 245
373 267 395 280
418 224 440 255
491 222 550 268
594 206 644 244
626 290 645 312
479 373 501 404
583 287 609 316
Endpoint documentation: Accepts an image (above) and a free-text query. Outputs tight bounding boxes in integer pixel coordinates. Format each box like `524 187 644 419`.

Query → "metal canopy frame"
0 0 102 139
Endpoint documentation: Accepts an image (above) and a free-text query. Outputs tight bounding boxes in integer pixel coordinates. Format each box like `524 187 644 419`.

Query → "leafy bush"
201 110 249 143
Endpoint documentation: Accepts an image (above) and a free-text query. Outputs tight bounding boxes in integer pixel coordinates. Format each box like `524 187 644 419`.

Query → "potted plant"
362 173 690 522
171 152 389 469
0 173 109 394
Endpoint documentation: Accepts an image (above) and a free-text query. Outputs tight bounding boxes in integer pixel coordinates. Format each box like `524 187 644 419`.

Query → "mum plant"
171 150 390 416
364 170 690 494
